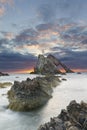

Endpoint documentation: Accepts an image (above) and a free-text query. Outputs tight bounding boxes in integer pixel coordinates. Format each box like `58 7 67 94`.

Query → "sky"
0 0 87 73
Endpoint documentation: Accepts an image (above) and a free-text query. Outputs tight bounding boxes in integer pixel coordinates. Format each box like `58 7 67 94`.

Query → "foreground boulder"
38 100 87 130
0 72 9 76
34 54 73 74
8 76 60 111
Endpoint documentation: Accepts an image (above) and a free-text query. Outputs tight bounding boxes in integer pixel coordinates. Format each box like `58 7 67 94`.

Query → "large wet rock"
8 76 60 111
38 100 87 130
34 54 73 75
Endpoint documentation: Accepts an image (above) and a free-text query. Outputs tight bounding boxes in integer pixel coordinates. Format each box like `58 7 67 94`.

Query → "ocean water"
0 73 87 130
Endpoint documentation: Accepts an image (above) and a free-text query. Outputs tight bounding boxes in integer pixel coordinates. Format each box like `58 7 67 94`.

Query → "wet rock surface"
8 76 60 111
38 100 87 130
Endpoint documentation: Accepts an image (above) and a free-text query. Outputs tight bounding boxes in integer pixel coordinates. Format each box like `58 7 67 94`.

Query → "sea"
0 73 87 130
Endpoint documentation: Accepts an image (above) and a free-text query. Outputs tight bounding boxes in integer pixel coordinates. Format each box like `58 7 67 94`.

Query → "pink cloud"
0 6 5 16
0 0 14 16
4 32 14 40
0 0 13 5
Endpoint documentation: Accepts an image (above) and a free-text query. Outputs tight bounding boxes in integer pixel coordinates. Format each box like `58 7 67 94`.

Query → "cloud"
0 20 87 68
36 23 54 31
0 0 14 16
38 3 57 22
0 37 16 54
12 23 61 55
1 21 87 53
0 38 8 46
61 50 87 69
59 23 87 51
11 23 18 27
0 0 13 5
14 28 38 44
81 39 87 45
37 0 87 23
1 20 87 71
0 6 5 16
0 0 87 72
1 32 14 40
49 47 87 70
10 22 87 57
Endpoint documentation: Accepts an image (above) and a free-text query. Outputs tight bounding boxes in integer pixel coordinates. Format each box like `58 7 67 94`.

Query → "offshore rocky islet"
34 54 73 74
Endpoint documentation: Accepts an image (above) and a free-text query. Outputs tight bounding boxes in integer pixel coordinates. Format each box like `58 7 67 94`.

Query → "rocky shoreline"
38 100 87 130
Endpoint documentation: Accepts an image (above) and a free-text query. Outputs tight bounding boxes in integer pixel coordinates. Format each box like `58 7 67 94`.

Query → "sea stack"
34 54 73 74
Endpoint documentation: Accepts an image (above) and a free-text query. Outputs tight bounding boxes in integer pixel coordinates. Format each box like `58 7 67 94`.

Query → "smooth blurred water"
0 73 87 130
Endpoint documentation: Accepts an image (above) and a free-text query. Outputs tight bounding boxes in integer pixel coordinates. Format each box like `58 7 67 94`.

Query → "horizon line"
1 68 87 74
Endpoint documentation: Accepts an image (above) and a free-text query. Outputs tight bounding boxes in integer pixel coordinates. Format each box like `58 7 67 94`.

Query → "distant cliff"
34 54 73 74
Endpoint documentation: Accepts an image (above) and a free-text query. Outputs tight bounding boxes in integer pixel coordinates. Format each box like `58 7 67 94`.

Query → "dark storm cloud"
81 39 87 45
49 47 87 69
60 50 87 69
0 51 36 72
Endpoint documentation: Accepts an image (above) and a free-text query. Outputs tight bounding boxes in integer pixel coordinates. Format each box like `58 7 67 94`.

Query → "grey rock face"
8 76 60 111
34 54 73 74
38 100 87 130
